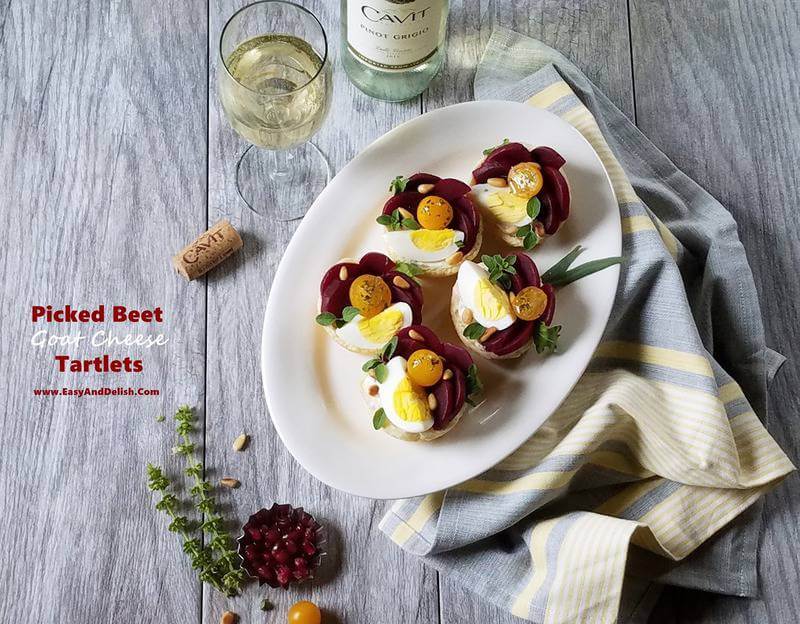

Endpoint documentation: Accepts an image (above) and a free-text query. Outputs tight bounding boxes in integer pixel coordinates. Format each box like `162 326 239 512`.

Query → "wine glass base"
235 142 331 220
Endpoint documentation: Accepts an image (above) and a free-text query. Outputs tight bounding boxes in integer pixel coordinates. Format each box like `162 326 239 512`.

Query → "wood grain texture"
426 1 634 622
203 1 438 622
628 1 800 623
0 0 208 622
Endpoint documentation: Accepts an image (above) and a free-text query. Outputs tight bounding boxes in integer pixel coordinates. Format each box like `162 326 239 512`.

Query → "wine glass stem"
269 149 292 181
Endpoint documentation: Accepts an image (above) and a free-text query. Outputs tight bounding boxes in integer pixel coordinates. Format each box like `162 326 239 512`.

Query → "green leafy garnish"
534 324 561 354
522 228 539 250
483 138 510 156
394 261 424 283
511 197 543 250
374 363 389 383
316 306 361 329
389 175 408 194
382 335 399 360
362 358 381 372
363 335 397 386
373 408 387 429
482 254 517 289
463 322 486 340
146 406 245 597
376 208 420 231
465 363 484 406
540 245 622 287
526 196 541 219
155 414 165 423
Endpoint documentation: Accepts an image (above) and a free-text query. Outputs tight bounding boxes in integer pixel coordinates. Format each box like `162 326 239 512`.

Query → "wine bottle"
341 0 449 102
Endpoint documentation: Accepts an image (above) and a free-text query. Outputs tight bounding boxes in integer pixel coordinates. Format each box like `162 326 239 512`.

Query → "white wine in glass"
219 1 332 219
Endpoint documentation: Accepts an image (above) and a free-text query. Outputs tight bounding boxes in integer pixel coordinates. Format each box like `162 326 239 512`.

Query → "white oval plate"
262 101 620 499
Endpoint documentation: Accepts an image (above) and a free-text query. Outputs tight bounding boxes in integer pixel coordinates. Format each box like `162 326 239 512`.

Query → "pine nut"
461 308 474 324
393 275 410 289
368 384 379 396
428 393 438 410
479 327 497 343
398 207 414 220
487 177 507 187
408 329 424 342
232 433 249 452
534 221 546 238
417 183 435 194
509 292 516 305
442 369 453 380
339 266 348 280
220 612 237 624
446 251 464 266
220 478 240 489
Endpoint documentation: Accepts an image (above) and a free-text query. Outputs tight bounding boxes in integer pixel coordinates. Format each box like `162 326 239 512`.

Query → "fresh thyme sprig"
515 197 542 250
316 305 360 328
146 406 245 597
376 208 420 231
389 175 408 194
482 254 517 289
482 138 510 156
362 335 399 383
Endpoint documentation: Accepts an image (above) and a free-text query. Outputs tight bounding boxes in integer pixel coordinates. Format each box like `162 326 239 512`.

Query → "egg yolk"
508 162 543 198
485 191 529 224
407 349 444 387
417 195 454 230
474 278 512 321
357 307 405 344
410 229 456 251
393 375 431 422
349 274 391 318
512 286 548 321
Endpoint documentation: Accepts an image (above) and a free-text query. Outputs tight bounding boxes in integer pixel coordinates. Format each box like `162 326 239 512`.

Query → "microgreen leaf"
260 599 275 612
389 175 408 194
374 363 388 383
155 414 165 423
315 312 337 326
376 214 394 226
523 229 538 250
463 322 486 340
540 246 586 283
482 254 517 289
362 358 381 372
545 257 623 287
382 335 399 360
466 363 483 404
534 324 561 354
526 196 541 219
373 408 387 429
482 138 510 156
401 217 421 230
394 261 423 282
341 306 360 322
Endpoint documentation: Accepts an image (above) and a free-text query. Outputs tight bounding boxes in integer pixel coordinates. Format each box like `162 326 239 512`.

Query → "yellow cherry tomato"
349 274 392 318
287 601 322 624
512 286 548 321
407 349 444 387
416 195 454 230
507 162 543 198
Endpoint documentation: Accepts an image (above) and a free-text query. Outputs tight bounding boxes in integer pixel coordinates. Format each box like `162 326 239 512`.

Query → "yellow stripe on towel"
389 491 444 546
593 342 715 378
525 80 574 110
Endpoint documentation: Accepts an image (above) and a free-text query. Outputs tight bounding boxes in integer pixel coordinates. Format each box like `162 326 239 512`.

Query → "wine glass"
218 1 332 219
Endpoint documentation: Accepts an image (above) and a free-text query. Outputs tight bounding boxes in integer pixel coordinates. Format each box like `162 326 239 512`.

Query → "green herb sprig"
515 197 542 250
372 408 387 430
463 322 486 341
482 254 517 289
362 335 398 383
465 364 484 406
394 261 424 284
316 305 360 328
534 323 561 354
146 406 245 597
376 208 420 231
542 246 623 288
482 138 510 156
389 175 408 194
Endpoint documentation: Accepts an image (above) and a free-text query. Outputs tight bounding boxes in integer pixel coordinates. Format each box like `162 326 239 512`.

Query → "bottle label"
347 0 443 71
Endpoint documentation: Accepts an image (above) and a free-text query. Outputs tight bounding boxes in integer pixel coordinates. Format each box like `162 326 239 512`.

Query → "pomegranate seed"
287 529 303 542
294 557 307 569
285 541 299 555
302 541 316 556
293 568 308 580
273 549 289 564
246 527 261 540
265 529 280 545
304 528 316 541
276 565 292 586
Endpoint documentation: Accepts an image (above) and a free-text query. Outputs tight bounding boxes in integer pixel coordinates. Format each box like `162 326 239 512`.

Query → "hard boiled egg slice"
383 229 465 263
336 302 413 350
378 357 433 433
471 184 532 227
456 261 515 331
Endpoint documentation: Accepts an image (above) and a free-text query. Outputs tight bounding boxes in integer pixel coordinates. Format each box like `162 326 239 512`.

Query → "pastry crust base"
449 288 533 360
360 377 466 442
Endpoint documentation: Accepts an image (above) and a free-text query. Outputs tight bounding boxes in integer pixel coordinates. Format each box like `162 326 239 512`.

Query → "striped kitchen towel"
379 28 795 624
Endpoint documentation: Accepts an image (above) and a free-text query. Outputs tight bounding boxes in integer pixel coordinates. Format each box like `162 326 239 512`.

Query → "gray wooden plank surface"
0 0 208 622
628 1 800 622
425 1 634 622
203 1 439 622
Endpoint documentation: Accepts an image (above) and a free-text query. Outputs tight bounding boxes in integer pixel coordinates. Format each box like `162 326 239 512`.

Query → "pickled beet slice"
397 325 444 353
320 262 360 315
440 342 473 373
512 252 541 288
482 320 536 356
484 142 531 167
383 191 425 216
359 252 396 275
432 178 471 202
449 365 467 416
531 146 566 169
542 166 570 222
450 200 477 251
406 172 441 187
538 190 561 235
431 376 454 430
540 283 556 326
471 160 512 184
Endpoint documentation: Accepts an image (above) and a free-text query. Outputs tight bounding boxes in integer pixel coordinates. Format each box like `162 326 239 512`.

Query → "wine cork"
172 219 243 281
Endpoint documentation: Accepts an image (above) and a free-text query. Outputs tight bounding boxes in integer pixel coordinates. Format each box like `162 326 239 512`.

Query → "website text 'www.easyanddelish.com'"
33 387 161 397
